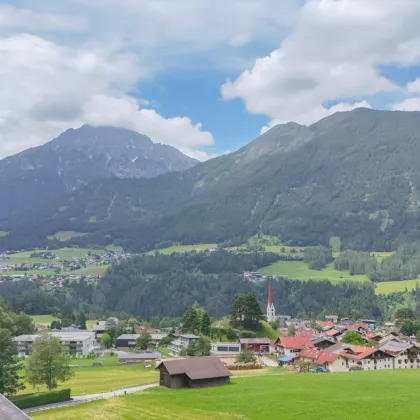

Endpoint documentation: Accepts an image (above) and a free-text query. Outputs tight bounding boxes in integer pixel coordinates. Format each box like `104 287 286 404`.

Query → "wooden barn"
156 356 232 389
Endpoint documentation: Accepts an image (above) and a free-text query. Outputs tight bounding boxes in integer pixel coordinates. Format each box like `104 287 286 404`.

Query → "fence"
24 397 104 414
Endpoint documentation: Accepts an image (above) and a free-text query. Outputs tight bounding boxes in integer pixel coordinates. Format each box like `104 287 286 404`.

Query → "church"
266 284 276 322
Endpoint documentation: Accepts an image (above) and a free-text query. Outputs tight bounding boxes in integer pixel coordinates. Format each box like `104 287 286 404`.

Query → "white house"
380 340 420 369
168 334 199 356
211 342 241 356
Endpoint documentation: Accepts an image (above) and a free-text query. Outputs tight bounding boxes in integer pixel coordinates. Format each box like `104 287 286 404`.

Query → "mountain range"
2 108 420 252
0 125 197 220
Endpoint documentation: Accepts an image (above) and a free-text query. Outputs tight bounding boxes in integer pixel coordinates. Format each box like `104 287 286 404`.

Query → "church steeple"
267 284 276 322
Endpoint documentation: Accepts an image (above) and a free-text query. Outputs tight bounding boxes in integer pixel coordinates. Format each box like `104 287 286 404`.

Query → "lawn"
375 279 420 294
21 359 158 396
47 231 87 241
149 244 218 255
259 260 370 283
32 370 420 420
31 315 59 325
0 230 7 237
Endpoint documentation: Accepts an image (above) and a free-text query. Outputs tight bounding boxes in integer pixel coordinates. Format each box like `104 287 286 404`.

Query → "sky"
2 0 420 160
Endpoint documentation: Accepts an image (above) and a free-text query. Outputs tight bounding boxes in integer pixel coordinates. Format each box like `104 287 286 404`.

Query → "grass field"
31 315 59 325
375 279 420 294
21 358 158 396
259 260 370 283
47 231 87 241
150 244 218 255
0 230 7 237
72 265 110 276
32 370 420 420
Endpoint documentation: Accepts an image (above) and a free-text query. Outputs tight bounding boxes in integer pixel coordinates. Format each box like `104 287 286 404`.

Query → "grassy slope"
149 244 218 255
47 231 87 241
72 265 110 276
33 370 420 420
0 231 7 237
375 279 420 294
259 260 370 283
31 315 59 325
257 321 280 339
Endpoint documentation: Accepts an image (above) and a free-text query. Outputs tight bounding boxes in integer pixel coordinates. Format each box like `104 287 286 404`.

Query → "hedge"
11 389 71 409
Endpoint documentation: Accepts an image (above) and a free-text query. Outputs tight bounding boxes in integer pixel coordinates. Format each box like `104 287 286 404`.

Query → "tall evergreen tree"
230 293 263 330
200 312 211 336
183 305 200 333
0 328 25 396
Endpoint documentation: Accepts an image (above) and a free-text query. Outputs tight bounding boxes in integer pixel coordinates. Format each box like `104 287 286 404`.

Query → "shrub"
12 389 71 409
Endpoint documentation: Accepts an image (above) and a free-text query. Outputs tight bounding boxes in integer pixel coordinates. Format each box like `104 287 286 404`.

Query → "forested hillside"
4 109 420 252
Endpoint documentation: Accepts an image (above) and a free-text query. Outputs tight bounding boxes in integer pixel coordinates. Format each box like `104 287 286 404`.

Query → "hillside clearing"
47 231 87 241
32 370 420 420
375 279 420 294
149 244 218 255
72 265 110 276
259 260 370 283
0 231 7 237
31 315 59 325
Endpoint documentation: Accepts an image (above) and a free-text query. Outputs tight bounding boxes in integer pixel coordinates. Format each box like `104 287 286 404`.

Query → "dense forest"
5 110 420 252
0 251 383 320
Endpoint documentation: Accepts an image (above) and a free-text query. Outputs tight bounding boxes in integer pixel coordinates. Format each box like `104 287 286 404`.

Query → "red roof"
326 328 341 337
299 348 340 364
280 335 314 350
355 323 369 330
324 343 379 360
317 321 334 328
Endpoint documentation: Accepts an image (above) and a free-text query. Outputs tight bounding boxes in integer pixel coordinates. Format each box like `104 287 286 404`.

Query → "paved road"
25 383 159 414
260 356 278 367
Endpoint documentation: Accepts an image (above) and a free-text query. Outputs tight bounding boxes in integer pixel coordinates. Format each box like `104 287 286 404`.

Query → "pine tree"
287 323 296 336
200 312 211 336
183 305 200 333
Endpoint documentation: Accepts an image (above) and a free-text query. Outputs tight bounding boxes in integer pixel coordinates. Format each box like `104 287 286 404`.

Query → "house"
276 335 314 357
325 343 394 370
317 321 335 330
13 331 96 357
118 352 161 364
116 334 139 349
299 348 348 373
239 338 271 352
135 326 158 335
168 334 199 356
92 321 106 339
352 323 369 334
311 336 337 350
0 393 31 419
211 342 241 356
361 319 377 330
325 315 339 323
325 328 344 340
156 356 232 389
379 340 420 369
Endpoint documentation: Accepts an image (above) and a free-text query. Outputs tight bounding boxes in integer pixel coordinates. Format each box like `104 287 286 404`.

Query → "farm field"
31 315 59 325
259 260 370 283
375 279 420 294
20 358 158 396
47 231 87 241
32 370 420 420
149 244 218 255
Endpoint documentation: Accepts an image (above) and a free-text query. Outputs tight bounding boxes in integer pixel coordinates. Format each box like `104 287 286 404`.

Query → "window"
398 360 402 365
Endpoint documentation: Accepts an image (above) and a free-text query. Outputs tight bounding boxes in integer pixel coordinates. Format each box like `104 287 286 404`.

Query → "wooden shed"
156 356 232 389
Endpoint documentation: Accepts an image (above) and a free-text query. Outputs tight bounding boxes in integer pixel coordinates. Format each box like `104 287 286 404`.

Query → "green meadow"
375 279 420 294
149 244 218 255
0 230 8 237
33 370 420 420
259 260 370 283
30 315 59 325
47 231 88 241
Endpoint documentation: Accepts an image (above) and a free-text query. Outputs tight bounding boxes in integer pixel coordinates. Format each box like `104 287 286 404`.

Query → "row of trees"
304 246 333 270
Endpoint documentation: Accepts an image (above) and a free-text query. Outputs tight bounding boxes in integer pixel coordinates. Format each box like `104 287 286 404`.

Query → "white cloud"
222 0 420 127
0 34 213 159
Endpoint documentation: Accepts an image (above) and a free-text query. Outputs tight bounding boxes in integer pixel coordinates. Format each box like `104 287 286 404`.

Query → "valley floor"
31 370 420 420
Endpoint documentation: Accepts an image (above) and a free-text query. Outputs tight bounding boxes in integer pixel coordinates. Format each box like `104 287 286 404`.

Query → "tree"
136 331 152 351
0 328 25 396
186 341 197 356
100 333 112 349
236 350 257 363
230 293 263 330
341 330 366 345
298 361 315 373
13 312 35 335
105 318 117 343
304 246 333 270
26 333 74 391
50 320 62 330
395 307 415 320
200 312 211 336
150 316 160 329
77 313 87 330
287 323 296 337
183 305 200 333
195 336 211 356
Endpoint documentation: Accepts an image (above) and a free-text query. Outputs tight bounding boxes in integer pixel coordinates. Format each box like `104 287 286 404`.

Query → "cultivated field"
259 260 370 283
32 370 420 420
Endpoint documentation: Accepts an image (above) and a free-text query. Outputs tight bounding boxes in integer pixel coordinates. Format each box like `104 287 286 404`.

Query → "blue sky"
1 0 420 159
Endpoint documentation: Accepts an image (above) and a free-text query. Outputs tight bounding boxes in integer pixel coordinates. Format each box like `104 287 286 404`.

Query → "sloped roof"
324 343 390 360
326 328 342 337
157 356 232 380
317 321 335 328
299 348 340 364
0 393 31 420
239 338 271 344
280 335 314 350
380 341 419 356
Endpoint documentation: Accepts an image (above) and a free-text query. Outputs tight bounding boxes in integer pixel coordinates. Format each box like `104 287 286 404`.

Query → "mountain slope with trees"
0 125 197 220
4 109 420 251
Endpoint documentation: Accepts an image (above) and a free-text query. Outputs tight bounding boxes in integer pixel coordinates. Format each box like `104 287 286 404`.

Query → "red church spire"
268 284 273 306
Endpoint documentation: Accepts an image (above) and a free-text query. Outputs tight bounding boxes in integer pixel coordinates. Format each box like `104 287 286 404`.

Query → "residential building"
239 338 271 352
380 340 420 369
361 319 377 330
116 333 168 349
266 283 276 322
118 352 161 364
0 393 31 420
156 356 232 389
311 336 336 350
325 315 339 323
168 334 199 356
13 331 96 357
92 321 106 339
299 348 348 372
211 342 241 356
276 336 314 357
